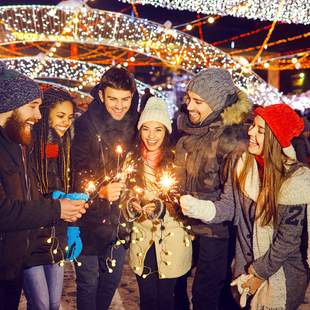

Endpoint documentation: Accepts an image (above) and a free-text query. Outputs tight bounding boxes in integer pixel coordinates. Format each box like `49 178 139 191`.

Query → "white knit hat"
137 97 172 133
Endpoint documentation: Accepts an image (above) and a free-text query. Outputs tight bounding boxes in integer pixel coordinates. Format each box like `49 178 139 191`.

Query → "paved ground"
20 257 310 310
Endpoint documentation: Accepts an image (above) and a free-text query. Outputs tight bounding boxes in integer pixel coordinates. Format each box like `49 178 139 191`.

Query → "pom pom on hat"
255 104 304 148
138 97 172 133
0 61 42 113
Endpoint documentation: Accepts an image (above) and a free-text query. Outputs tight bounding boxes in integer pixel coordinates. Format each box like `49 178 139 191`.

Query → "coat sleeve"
252 204 306 279
205 157 238 224
0 179 61 232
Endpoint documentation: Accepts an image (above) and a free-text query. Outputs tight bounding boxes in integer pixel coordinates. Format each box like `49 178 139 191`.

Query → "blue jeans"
75 245 126 310
23 264 64 310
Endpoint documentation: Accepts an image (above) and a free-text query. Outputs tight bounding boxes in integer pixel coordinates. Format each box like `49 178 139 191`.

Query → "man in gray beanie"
0 62 87 309
174 68 251 310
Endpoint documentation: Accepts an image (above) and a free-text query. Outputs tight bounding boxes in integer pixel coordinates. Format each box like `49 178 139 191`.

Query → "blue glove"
52 191 89 260
66 226 83 260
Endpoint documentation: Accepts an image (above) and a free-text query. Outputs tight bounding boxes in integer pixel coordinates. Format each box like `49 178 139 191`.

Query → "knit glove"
231 274 253 308
52 191 89 260
180 195 216 222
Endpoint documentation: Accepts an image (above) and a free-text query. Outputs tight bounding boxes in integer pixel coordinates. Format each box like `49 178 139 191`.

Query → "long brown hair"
237 124 291 226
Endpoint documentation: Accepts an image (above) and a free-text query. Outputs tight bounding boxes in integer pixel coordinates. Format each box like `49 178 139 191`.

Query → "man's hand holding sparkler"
98 182 125 202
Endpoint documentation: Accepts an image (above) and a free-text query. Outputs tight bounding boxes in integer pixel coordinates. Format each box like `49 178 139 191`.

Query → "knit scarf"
141 144 162 169
175 113 224 192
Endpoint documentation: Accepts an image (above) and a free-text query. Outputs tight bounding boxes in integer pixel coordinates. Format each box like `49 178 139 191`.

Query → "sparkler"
116 145 123 175
158 170 179 203
82 152 136 200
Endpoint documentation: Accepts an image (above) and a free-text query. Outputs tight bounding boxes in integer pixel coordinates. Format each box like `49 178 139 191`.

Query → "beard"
4 111 35 146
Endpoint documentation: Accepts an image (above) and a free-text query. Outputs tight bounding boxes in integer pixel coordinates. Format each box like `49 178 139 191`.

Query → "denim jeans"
75 244 126 310
23 264 64 310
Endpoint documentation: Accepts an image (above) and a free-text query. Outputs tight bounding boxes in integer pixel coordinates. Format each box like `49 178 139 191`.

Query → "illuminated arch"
0 5 287 105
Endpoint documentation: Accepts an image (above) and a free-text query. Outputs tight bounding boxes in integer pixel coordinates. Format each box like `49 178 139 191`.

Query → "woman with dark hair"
23 87 75 310
124 97 192 310
180 104 310 310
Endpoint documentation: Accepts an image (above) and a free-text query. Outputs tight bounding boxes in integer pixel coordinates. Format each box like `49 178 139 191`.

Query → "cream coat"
129 164 192 279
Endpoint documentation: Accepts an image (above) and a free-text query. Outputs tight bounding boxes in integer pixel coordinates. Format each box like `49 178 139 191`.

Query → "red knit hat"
254 104 304 148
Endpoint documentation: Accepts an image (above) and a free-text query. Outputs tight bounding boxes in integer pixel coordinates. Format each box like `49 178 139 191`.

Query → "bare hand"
241 275 264 295
143 202 157 218
98 182 124 202
60 199 88 222
131 201 143 213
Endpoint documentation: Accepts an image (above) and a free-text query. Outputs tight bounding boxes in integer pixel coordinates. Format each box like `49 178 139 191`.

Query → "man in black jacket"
0 62 87 310
72 66 139 310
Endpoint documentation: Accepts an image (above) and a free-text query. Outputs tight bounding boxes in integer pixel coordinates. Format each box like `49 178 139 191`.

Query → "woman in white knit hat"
124 96 192 310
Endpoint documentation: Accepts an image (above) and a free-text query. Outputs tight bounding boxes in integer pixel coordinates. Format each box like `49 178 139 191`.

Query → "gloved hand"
66 226 83 260
52 191 89 260
231 274 253 308
52 191 89 201
180 195 216 222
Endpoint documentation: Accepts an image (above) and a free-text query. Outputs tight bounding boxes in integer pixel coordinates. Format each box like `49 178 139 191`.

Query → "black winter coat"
0 127 60 280
25 139 68 267
72 85 138 255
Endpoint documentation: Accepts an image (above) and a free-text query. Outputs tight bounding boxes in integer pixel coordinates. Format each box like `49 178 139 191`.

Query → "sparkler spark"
116 145 123 154
85 180 96 194
159 171 177 192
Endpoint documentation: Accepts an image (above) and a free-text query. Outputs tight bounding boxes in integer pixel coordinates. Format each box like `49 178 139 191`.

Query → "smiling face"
248 115 266 156
49 100 74 137
5 97 42 145
140 121 166 152
185 90 213 124
99 86 133 120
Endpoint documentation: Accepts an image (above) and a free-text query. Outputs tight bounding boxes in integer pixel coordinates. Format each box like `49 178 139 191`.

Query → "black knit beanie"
0 61 42 113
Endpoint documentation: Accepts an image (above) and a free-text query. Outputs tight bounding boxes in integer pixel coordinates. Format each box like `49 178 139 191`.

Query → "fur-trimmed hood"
221 90 252 126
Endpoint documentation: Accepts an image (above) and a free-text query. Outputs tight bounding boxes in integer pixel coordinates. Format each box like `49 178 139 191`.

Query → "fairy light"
120 0 310 24
1 57 166 100
0 5 292 106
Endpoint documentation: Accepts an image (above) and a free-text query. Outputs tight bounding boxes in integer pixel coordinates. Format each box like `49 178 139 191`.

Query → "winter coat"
72 85 139 255
0 127 60 280
175 90 251 238
127 153 192 279
25 132 69 267
206 153 309 310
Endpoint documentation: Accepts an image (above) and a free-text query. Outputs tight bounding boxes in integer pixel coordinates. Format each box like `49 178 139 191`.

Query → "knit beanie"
187 68 238 113
255 104 304 148
0 61 41 113
137 97 172 133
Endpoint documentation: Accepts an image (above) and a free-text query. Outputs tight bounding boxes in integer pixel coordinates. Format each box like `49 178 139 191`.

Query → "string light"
120 0 310 24
0 5 292 106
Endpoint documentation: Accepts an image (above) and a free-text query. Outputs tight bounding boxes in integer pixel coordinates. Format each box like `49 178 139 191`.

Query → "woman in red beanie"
180 103 310 310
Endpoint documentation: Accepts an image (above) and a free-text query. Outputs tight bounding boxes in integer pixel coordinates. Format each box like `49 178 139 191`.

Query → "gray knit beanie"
187 68 238 112
0 61 42 113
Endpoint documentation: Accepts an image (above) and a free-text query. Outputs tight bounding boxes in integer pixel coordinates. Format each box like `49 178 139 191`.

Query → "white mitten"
180 195 216 222
231 274 253 308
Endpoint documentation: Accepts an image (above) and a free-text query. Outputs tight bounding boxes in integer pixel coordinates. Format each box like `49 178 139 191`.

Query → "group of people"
0 60 309 310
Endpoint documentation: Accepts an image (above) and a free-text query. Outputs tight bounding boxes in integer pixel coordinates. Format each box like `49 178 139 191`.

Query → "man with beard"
175 68 251 310
72 66 139 310
0 62 87 310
